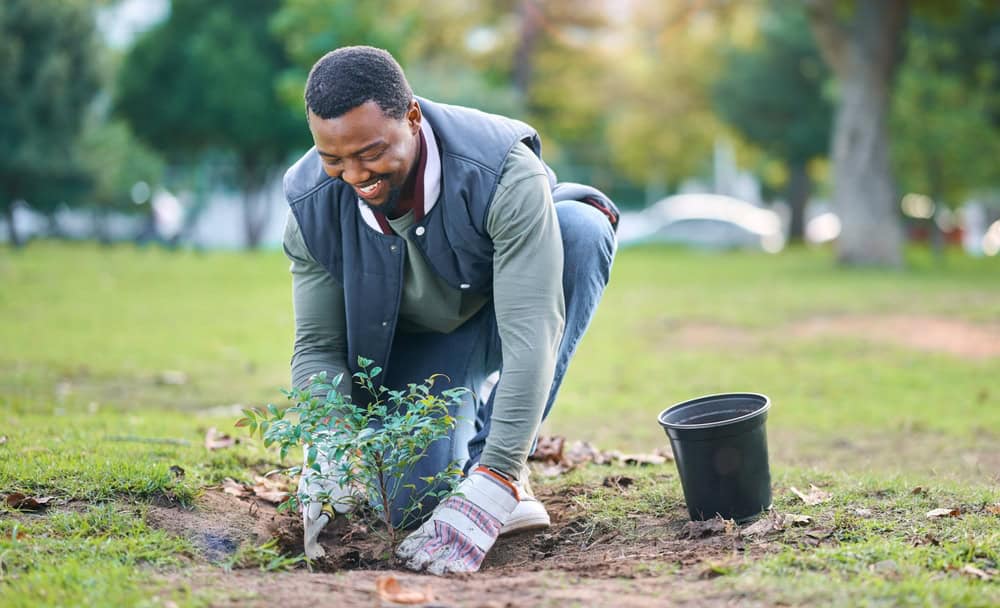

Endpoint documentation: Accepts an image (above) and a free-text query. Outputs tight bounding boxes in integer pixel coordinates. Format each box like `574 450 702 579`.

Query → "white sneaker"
499 463 551 536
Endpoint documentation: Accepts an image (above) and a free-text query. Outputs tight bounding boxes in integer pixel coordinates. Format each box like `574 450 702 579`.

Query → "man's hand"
299 445 356 559
396 466 519 575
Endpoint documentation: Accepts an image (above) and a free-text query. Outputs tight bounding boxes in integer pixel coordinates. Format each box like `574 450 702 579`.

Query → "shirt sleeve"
477 144 566 477
283 210 350 393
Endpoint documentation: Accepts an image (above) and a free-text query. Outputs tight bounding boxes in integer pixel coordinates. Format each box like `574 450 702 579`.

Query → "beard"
361 182 405 218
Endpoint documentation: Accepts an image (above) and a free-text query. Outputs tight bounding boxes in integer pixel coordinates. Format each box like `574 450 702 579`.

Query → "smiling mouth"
355 178 384 200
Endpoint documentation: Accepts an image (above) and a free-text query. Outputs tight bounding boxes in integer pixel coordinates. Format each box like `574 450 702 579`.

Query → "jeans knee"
556 201 617 280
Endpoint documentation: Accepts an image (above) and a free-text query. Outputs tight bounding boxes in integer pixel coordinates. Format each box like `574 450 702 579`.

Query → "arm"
283 210 349 393
284 210 353 559
477 144 566 478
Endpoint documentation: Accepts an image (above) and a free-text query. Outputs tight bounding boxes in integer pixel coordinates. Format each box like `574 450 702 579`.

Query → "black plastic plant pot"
657 393 772 523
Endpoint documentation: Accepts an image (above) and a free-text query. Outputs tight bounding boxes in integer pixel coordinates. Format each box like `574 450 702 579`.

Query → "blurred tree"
0 0 101 247
805 0 999 266
605 3 755 191
803 0 909 266
78 119 164 243
713 6 833 242
116 0 305 248
892 6 1000 253
271 0 521 114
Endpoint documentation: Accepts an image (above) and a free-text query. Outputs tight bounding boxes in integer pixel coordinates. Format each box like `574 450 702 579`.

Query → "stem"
374 452 394 547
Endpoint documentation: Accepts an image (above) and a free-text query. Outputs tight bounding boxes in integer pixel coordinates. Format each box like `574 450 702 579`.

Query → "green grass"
551 465 999 606
0 503 203 607
1 241 998 606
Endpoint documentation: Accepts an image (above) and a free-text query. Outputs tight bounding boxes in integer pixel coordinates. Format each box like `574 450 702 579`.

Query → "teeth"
358 179 381 196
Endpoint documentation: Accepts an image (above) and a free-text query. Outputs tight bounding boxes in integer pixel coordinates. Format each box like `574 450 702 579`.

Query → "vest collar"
357 115 441 232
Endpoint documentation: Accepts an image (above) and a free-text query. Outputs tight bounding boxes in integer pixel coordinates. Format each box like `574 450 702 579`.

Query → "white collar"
357 115 442 232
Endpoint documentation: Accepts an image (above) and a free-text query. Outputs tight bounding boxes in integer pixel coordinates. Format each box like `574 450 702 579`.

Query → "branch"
802 0 851 78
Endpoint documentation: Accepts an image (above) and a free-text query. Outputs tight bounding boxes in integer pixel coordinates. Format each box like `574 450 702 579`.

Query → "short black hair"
305 46 412 120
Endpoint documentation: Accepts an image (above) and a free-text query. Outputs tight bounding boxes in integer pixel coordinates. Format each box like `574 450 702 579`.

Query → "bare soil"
147 482 781 607
668 314 1000 360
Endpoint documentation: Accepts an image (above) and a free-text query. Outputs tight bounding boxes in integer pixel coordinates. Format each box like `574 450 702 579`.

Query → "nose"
340 158 372 186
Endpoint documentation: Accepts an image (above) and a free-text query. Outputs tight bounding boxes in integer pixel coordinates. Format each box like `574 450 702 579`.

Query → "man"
283 46 617 575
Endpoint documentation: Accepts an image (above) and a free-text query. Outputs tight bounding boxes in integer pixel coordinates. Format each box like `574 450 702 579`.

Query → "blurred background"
2 0 998 265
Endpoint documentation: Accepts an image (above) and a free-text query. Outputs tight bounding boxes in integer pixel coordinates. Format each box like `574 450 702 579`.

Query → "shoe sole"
499 514 551 537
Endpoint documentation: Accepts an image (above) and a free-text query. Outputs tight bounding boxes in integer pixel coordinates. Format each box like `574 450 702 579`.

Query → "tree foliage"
713 5 833 240
78 119 163 215
116 0 306 248
892 6 1000 208
605 4 756 188
0 0 101 246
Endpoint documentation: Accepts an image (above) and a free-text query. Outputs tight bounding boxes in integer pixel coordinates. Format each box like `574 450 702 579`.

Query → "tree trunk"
786 161 811 243
240 166 272 250
805 0 908 267
513 0 542 100
927 155 945 261
4 203 23 248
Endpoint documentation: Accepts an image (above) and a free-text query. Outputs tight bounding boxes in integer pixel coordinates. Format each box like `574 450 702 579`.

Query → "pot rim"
657 392 770 430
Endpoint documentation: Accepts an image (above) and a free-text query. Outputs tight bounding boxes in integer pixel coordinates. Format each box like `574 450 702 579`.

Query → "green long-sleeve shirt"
283 142 565 477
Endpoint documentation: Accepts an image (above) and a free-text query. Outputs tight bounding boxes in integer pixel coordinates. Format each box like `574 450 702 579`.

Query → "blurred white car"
617 193 786 253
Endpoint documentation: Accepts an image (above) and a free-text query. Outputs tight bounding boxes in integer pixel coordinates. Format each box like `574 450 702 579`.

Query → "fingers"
303 507 330 559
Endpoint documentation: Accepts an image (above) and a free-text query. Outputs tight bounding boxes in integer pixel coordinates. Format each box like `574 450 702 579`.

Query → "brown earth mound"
146 481 790 606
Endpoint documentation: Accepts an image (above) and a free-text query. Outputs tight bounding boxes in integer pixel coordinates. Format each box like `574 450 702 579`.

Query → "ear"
406 99 422 135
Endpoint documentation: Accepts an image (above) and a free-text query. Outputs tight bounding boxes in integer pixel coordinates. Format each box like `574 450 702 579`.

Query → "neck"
386 131 426 220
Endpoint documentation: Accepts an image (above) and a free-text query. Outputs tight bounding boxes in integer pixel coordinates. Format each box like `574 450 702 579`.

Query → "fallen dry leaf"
564 440 613 466
959 564 992 581
4 493 55 511
910 486 928 496
0 435 7 445
679 517 731 539
610 450 669 466
530 435 565 464
789 484 831 506
854 508 873 517
740 511 784 537
169 465 185 478
782 513 813 526
986 504 1000 516
205 427 236 450
221 478 252 498
251 475 290 504
926 507 961 519
375 575 435 605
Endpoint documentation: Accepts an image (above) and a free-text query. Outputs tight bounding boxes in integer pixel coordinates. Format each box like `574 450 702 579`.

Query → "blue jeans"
381 201 616 525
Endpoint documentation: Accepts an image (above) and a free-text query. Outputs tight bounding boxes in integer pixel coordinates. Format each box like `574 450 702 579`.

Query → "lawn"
1 242 997 607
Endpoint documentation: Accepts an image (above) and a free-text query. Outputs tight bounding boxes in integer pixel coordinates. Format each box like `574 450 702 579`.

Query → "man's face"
308 100 421 214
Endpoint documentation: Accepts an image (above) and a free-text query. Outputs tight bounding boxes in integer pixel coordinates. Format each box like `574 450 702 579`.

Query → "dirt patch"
668 314 1000 360
146 491 285 562
146 483 781 607
165 566 764 608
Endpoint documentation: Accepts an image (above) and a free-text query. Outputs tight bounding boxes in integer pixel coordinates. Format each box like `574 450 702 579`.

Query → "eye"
324 157 342 166
360 150 384 162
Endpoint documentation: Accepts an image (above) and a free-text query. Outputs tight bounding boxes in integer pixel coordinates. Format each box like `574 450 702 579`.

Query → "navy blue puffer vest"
284 97 617 380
